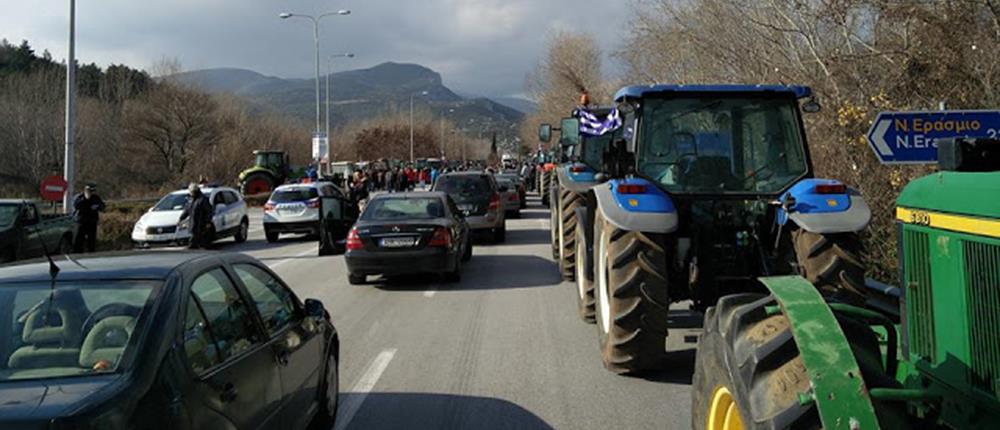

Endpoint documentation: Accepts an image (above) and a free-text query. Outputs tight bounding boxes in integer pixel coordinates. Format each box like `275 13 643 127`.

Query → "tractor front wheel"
242 172 276 196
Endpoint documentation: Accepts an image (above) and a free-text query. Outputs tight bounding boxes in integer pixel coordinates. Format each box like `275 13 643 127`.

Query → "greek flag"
575 108 622 136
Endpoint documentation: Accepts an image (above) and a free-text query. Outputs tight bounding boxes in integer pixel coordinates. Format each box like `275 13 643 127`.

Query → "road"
221 193 693 430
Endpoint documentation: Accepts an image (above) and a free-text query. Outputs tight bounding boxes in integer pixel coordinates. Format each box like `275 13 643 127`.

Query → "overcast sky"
1 0 631 98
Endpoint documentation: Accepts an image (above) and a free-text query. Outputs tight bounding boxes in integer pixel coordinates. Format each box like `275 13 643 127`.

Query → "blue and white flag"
575 108 622 136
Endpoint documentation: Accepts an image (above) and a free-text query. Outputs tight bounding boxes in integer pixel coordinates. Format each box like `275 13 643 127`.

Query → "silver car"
263 182 345 242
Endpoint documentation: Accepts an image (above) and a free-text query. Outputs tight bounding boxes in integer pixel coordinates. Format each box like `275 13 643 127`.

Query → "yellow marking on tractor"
897 207 1000 239
628 199 639 207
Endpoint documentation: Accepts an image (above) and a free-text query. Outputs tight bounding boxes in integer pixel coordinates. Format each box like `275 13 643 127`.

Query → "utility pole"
63 0 76 212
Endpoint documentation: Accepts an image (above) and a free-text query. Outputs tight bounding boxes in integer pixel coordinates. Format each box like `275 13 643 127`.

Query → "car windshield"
0 281 160 382
434 176 491 203
637 97 808 194
0 205 19 228
152 193 188 212
271 188 319 203
362 197 444 221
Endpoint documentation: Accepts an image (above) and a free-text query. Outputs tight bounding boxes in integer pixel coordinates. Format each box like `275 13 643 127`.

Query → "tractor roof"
897 171 1000 220
613 84 812 102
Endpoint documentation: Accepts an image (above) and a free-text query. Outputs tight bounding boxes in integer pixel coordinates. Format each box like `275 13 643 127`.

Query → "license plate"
380 237 416 248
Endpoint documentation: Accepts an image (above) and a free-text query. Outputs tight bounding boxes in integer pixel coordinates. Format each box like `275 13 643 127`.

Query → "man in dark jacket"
73 184 106 253
179 184 214 249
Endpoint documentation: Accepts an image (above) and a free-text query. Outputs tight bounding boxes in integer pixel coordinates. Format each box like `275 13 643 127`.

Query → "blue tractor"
575 85 872 373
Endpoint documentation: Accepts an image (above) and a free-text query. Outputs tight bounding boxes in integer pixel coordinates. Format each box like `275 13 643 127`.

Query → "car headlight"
133 220 145 232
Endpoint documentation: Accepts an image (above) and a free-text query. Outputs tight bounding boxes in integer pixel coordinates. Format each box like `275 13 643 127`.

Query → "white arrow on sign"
870 119 893 157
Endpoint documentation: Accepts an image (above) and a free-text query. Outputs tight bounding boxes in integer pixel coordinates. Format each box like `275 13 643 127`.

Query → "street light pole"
63 0 76 212
326 53 354 169
409 91 428 162
280 10 350 173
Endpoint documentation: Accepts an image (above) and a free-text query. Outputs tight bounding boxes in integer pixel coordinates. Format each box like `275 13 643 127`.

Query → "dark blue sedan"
0 252 339 430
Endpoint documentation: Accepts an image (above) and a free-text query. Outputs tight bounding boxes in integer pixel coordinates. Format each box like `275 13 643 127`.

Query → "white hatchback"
263 182 345 242
132 187 249 247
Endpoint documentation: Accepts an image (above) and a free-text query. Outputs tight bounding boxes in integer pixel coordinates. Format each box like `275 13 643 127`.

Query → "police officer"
72 184 106 253
179 183 213 249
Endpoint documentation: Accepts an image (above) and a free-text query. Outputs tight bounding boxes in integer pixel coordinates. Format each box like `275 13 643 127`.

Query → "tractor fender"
593 178 678 234
239 167 275 182
778 178 871 234
555 164 599 194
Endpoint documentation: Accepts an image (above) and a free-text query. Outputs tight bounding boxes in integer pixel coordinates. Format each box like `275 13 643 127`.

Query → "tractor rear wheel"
559 189 582 281
540 171 551 207
692 293 905 430
574 220 595 323
242 172 276 196
792 229 867 305
550 191 560 260
593 211 669 374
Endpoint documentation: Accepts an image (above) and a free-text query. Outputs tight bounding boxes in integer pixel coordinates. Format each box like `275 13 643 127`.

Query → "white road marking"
423 290 436 298
334 348 398 430
267 248 316 269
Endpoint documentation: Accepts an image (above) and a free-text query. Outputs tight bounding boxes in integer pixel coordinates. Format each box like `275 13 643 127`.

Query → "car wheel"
348 273 366 285
234 218 249 244
494 223 506 244
462 237 473 262
265 230 279 243
309 349 338 430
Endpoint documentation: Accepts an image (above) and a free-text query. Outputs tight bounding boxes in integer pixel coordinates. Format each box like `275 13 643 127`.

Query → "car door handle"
218 382 238 403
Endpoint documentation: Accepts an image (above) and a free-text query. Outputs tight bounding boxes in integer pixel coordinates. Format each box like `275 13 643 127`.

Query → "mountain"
491 96 537 114
170 62 523 135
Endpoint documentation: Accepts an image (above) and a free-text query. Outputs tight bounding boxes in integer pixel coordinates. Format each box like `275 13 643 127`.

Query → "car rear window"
362 198 445 221
0 281 160 382
434 176 492 195
271 188 319 203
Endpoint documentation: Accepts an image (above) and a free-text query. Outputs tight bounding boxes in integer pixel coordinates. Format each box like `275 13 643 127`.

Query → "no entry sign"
40 176 69 201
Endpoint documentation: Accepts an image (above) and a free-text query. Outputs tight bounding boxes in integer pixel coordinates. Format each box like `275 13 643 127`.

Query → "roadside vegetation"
521 1 1000 281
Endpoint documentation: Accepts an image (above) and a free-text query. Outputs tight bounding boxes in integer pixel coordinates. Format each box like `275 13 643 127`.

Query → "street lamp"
326 53 355 162
64 0 77 212
279 10 351 168
440 108 455 159
409 91 429 162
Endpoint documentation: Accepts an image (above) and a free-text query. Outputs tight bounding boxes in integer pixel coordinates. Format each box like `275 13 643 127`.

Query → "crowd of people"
337 159 542 202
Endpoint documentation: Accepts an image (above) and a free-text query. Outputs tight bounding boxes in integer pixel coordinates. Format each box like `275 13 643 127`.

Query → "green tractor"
692 137 1000 430
238 150 295 196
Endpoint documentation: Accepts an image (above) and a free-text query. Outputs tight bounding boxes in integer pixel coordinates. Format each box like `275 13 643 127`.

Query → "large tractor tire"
559 189 583 281
540 171 551 207
242 172 277 196
574 219 596 323
593 211 669 374
692 294 906 430
550 199 560 260
791 229 868 305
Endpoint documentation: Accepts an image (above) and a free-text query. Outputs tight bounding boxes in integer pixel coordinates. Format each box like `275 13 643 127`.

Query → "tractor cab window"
256 153 284 170
580 132 615 170
637 96 808 194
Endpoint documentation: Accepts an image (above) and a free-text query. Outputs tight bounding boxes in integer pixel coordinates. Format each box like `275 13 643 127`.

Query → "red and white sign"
40 176 69 201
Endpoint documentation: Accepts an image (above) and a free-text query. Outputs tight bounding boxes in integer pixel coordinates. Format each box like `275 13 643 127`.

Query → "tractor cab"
254 150 289 174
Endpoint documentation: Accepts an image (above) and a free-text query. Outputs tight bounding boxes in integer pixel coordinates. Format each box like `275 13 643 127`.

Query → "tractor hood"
897 171 1000 220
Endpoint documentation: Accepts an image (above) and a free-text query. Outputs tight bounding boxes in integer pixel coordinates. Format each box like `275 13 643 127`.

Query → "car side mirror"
304 299 326 318
802 98 821 113
538 124 552 143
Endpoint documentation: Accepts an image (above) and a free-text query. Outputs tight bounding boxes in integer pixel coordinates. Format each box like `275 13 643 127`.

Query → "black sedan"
344 192 471 285
0 252 339 430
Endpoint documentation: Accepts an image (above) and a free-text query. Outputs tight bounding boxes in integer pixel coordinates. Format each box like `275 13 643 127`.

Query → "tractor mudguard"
778 178 871 233
555 163 598 194
757 276 881 430
593 178 678 234
239 166 275 182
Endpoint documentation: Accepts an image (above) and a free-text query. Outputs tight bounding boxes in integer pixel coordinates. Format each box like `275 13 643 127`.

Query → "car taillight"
346 228 364 250
489 194 501 210
617 184 646 194
264 202 276 212
428 227 452 247
306 198 320 208
815 184 847 194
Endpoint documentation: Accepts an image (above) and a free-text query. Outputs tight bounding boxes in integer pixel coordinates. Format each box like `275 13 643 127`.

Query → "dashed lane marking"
333 348 398 430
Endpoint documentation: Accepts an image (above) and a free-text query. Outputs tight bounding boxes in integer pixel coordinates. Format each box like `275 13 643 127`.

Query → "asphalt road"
218 193 693 430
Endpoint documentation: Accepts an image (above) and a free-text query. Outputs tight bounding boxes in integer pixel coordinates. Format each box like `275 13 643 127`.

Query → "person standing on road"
72 184 106 253
179 183 213 250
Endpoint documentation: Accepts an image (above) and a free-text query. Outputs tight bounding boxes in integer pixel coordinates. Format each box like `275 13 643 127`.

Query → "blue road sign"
866 110 1000 164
